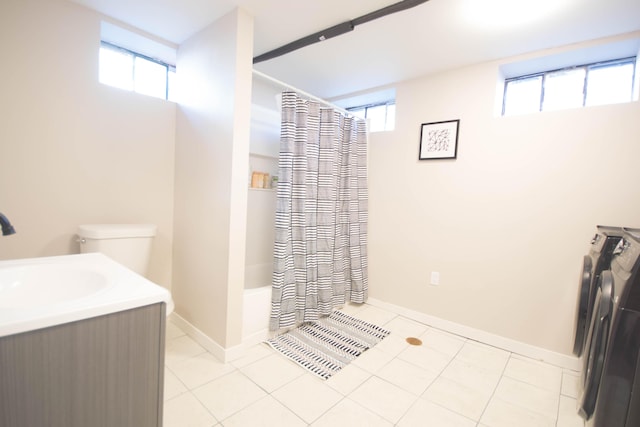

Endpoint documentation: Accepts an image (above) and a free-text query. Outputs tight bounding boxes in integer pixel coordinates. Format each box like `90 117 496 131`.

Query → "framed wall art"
418 119 460 160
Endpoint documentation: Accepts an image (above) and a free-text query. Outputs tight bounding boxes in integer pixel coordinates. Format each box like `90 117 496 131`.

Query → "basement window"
348 101 396 132
502 57 637 115
99 41 176 101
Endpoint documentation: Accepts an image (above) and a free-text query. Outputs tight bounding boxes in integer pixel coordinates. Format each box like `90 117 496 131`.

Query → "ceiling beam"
253 0 430 64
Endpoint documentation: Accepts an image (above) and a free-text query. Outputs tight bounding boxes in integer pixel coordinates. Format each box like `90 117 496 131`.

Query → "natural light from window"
542 68 586 111
99 47 134 91
348 102 395 132
502 57 637 116
503 76 542 116
99 42 175 101
133 56 167 99
586 62 635 106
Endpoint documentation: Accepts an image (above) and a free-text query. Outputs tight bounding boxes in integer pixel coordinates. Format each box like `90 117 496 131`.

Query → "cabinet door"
0 303 166 427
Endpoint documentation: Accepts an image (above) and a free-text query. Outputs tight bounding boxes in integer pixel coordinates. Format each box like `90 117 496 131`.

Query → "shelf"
249 152 278 160
248 187 276 192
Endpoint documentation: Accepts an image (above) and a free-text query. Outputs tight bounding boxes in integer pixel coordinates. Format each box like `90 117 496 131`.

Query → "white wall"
172 8 253 348
5 0 639 360
368 33 640 355
0 0 176 289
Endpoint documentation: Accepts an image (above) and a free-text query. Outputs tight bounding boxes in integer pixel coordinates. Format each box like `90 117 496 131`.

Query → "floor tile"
503 355 562 393
376 357 438 396
166 320 186 340
352 346 396 373
561 370 580 398
375 333 412 357
480 398 555 427
311 398 393 427
398 399 476 427
163 392 216 427
159 306 585 427
169 352 236 390
165 335 207 368
423 376 493 421
397 343 453 374
493 376 559 419
271 374 344 423
354 305 398 326
557 395 585 427
420 328 466 357
325 363 372 395
440 358 502 394
164 367 187 401
239 352 306 392
349 376 418 424
337 302 368 317
231 343 273 368
383 316 429 339
222 395 306 427
192 371 267 421
455 341 511 373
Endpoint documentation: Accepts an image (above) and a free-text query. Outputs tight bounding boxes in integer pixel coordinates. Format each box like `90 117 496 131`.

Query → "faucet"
0 212 16 236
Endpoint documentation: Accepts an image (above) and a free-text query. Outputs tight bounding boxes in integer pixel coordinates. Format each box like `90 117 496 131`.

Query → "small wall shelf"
249 152 278 160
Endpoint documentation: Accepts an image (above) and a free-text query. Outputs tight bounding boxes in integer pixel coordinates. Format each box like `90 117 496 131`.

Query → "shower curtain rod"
252 69 352 116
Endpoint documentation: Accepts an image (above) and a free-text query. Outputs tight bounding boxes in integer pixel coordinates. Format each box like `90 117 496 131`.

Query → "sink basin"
0 265 109 309
0 253 171 337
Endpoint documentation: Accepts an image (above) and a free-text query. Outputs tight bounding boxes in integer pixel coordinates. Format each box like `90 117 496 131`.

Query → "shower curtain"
270 91 369 331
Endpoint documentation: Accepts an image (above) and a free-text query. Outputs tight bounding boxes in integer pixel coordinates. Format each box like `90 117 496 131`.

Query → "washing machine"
578 228 640 425
573 225 624 357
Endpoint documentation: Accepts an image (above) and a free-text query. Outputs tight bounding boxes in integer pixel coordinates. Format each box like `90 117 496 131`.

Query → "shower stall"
243 70 369 342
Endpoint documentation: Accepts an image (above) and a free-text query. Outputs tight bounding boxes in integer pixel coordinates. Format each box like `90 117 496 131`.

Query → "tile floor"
163 303 585 427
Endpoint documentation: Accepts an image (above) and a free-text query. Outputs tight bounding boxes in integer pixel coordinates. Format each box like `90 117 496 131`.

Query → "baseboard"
242 329 271 347
165 313 220 362
169 301 581 370
168 312 268 363
168 313 225 360
366 298 581 371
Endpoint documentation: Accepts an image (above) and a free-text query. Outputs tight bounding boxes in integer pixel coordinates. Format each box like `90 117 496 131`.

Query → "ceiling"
72 0 640 100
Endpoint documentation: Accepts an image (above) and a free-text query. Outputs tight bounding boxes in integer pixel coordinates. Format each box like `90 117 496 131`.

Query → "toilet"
77 223 174 315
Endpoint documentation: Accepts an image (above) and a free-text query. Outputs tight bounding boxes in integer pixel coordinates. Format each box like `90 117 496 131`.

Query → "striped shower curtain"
269 91 369 331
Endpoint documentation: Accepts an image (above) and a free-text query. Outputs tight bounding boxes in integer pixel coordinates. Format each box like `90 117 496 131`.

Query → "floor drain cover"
406 337 422 346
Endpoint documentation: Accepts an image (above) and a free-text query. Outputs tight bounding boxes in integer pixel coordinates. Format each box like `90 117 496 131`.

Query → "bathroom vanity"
0 253 170 427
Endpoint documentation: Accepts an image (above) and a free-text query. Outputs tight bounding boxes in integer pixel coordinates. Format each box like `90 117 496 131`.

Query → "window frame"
99 41 176 101
347 100 396 132
502 56 637 116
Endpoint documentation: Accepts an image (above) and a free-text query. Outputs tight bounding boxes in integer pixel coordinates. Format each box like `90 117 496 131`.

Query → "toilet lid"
78 224 157 239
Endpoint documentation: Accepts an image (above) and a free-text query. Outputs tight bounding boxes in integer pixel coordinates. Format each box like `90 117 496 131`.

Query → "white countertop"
0 253 171 338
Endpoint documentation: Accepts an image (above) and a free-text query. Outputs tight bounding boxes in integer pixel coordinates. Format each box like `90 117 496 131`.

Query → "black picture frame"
418 119 460 160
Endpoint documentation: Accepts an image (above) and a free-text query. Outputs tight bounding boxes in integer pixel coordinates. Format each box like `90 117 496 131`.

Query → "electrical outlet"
430 271 440 285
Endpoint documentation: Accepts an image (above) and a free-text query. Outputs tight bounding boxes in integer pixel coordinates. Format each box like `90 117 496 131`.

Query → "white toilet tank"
77 224 157 277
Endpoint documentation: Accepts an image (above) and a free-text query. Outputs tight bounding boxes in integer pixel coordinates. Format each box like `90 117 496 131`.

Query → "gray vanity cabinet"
0 303 166 427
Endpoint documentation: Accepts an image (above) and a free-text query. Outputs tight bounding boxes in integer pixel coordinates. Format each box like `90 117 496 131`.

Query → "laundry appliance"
578 228 640 426
573 225 624 357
